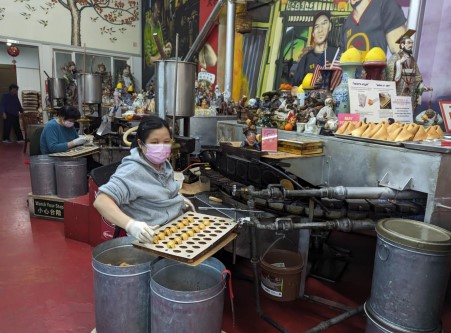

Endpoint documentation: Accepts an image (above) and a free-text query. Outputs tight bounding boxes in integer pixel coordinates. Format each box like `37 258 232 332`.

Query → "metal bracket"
274 217 294 233
379 172 413 191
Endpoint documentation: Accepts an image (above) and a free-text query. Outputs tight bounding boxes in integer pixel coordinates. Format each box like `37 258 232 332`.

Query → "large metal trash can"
29 155 56 195
92 237 158 333
366 218 451 333
55 158 87 198
150 257 226 333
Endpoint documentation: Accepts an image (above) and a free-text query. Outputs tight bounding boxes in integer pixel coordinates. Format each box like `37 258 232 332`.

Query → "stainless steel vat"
155 60 196 117
48 78 66 99
77 73 102 104
30 155 56 195
55 158 87 198
150 257 226 333
366 219 451 332
92 237 158 333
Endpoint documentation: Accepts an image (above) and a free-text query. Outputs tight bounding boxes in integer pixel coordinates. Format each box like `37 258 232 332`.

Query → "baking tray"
403 140 451 153
334 134 404 147
133 212 237 266
49 144 100 157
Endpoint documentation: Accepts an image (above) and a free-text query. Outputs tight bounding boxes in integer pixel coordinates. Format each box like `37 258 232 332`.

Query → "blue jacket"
0 93 23 116
40 119 78 154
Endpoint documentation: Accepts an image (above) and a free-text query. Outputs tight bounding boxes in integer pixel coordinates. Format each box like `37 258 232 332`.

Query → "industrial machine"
189 140 429 332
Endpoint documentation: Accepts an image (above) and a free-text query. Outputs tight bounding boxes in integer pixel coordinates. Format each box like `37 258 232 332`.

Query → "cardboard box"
277 138 324 155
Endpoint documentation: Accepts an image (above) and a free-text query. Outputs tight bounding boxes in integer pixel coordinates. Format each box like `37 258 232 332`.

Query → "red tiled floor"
0 143 94 333
0 142 450 333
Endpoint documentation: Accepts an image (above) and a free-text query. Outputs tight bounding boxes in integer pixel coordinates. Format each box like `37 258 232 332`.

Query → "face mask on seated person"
144 144 171 165
63 120 75 128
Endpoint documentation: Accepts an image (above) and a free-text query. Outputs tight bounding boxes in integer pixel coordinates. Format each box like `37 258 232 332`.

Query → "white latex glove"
125 219 155 243
72 137 87 146
183 196 196 212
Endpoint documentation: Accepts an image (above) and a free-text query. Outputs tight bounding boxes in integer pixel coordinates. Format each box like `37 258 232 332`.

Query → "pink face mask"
63 120 74 128
144 144 171 165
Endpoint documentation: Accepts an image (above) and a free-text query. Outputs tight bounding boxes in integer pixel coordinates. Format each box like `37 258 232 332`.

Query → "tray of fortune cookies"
335 121 444 146
132 212 237 265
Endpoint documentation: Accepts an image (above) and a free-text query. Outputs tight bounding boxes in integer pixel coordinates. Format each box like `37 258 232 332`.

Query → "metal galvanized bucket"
150 257 226 333
364 303 443 333
366 218 451 333
30 155 57 195
92 237 158 333
155 60 196 118
55 158 87 198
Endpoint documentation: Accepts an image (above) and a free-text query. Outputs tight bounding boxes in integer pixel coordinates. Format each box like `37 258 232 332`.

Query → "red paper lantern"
7 45 20 57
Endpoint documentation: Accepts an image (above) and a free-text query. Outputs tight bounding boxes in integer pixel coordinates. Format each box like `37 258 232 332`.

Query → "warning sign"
33 198 64 219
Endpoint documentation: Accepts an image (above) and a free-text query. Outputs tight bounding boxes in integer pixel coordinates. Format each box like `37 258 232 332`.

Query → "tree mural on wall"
40 0 139 46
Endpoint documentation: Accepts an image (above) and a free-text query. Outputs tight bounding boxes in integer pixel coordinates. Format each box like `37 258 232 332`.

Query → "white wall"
0 43 40 103
0 42 142 107
0 0 143 106
0 0 141 55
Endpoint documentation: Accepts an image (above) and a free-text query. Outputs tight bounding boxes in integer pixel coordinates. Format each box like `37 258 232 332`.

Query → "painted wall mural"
141 0 220 90
416 0 451 129
0 0 140 54
274 0 409 87
142 0 200 89
261 0 451 128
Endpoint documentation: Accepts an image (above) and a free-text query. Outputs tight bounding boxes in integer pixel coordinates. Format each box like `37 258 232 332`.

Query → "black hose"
303 304 364 333
251 158 306 191
261 314 292 333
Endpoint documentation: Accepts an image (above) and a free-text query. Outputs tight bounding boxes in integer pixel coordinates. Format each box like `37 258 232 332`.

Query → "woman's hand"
73 136 88 146
94 193 139 232
125 219 155 243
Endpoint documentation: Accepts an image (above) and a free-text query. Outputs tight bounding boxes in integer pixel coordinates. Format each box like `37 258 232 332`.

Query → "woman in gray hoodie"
94 116 188 243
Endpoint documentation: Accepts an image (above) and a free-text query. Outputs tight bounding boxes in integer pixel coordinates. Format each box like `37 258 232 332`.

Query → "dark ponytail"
131 116 170 149
57 105 81 120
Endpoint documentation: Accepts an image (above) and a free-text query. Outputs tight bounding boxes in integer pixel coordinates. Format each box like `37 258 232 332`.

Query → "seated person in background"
40 105 87 155
94 116 194 243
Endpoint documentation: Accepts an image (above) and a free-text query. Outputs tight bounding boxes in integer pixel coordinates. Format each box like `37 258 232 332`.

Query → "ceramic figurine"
386 30 432 110
316 97 337 126
241 125 261 150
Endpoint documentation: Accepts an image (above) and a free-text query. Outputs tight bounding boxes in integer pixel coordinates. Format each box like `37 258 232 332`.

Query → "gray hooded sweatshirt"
99 147 184 226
